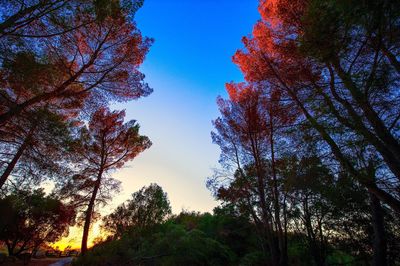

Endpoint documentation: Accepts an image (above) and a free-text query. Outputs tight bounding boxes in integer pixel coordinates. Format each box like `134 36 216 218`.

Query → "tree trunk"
303 197 324 266
332 59 400 170
269 116 287 266
370 193 387 266
81 170 103 255
6 241 13 256
381 44 400 75
263 57 400 213
288 90 400 213
0 128 34 189
317 72 400 184
247 132 280 266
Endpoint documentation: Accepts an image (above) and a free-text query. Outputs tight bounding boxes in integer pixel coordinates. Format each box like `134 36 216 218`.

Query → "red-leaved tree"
232 0 400 214
210 82 297 265
60 107 151 254
0 1 152 126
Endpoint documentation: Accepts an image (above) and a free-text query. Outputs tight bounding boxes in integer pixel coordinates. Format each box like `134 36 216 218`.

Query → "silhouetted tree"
102 183 171 239
60 107 151 254
210 82 297 266
0 0 152 126
233 0 400 214
0 108 73 189
0 188 75 256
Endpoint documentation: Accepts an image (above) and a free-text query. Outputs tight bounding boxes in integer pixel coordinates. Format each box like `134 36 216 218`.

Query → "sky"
56 0 260 249
111 0 260 213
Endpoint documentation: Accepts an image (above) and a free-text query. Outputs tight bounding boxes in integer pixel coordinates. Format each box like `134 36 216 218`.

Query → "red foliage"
63 106 151 254
233 0 320 94
231 0 400 214
0 10 153 125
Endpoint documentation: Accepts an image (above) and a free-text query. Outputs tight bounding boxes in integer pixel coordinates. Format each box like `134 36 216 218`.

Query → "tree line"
75 0 400 265
0 0 152 256
208 0 400 265
1 0 399 265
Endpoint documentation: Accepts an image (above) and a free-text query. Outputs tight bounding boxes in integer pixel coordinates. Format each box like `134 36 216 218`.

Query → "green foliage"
102 183 171 238
239 251 267 266
326 251 357 266
286 235 313 266
77 208 368 266
75 206 268 266
74 222 235 266
93 0 144 21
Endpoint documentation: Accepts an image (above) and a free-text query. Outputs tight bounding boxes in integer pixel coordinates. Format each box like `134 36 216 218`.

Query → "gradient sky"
111 0 260 214
55 0 261 249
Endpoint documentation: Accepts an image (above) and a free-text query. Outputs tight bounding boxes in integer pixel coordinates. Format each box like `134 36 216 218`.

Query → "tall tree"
0 108 73 189
0 0 153 198
60 107 151 254
232 0 400 214
0 0 152 126
210 82 297 266
102 183 171 239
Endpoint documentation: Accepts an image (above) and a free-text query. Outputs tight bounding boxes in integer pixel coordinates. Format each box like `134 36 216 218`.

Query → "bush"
73 223 235 266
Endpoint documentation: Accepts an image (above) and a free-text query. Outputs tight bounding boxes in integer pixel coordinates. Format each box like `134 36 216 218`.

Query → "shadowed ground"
1 258 73 266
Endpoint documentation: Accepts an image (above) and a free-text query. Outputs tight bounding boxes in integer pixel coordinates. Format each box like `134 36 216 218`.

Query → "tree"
102 183 171 239
210 82 297 266
0 0 152 127
74 220 236 266
227 2 400 264
60 107 151 254
0 108 73 189
0 0 153 193
0 0 144 39
232 0 400 214
282 155 362 265
0 188 76 256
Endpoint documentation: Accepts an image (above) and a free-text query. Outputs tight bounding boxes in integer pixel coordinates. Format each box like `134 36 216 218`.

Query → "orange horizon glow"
52 223 105 251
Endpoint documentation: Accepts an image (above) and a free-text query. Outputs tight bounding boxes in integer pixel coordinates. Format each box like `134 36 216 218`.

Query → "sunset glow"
1 0 399 264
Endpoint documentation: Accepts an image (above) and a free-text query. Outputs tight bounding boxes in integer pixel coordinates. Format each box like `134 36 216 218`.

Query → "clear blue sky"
112 0 260 213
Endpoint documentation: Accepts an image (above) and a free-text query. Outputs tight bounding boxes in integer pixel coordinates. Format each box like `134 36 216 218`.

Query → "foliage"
0 108 74 190
102 183 172 239
74 206 377 266
0 0 152 195
0 0 153 126
1 0 400 265
0 189 75 256
233 0 400 213
0 0 153 258
209 0 400 265
59 107 151 253
74 208 261 266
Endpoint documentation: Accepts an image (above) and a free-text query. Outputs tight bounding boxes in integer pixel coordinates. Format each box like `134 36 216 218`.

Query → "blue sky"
111 0 260 213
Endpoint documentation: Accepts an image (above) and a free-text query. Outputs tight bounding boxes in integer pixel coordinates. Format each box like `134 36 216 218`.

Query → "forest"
0 0 399 265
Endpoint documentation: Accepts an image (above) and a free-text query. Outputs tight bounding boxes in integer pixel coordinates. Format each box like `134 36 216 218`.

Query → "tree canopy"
0 0 399 265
